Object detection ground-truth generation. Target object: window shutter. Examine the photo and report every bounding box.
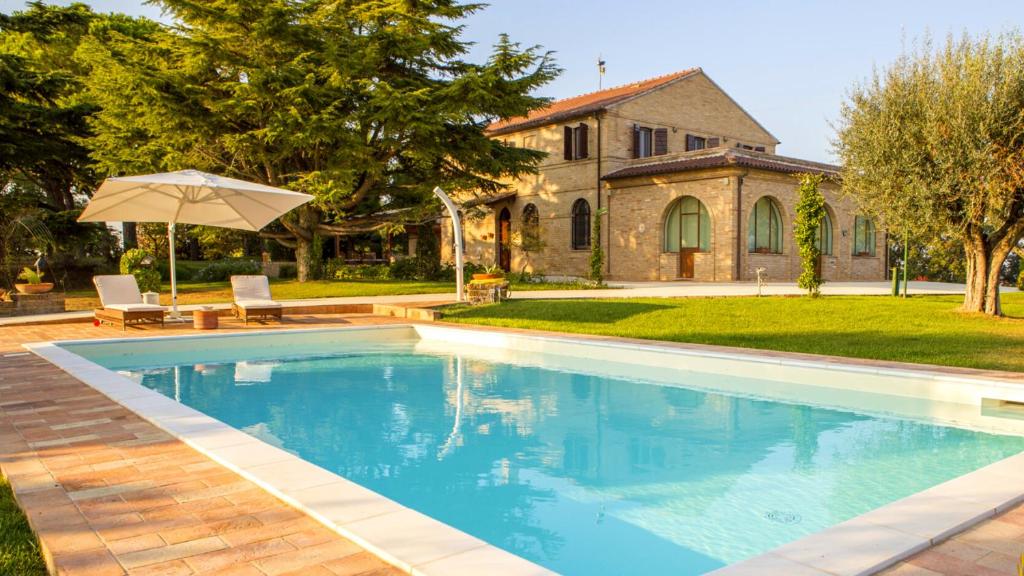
[632,124,640,159]
[707,137,720,148]
[564,126,573,160]
[654,128,668,155]
[577,123,589,159]
[685,134,696,151]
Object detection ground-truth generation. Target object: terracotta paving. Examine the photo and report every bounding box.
[1,315,404,575]
[1,315,1024,575]
[881,509,1024,576]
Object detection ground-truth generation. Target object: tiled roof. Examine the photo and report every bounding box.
[487,69,701,135]
[462,191,517,208]
[602,149,841,180]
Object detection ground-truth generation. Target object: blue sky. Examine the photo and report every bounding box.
[4,0,1023,161]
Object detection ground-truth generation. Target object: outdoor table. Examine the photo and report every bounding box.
[192,309,219,330]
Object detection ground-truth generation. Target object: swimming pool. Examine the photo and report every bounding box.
[33,325,1024,575]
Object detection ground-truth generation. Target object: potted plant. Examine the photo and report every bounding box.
[15,266,54,294]
[472,264,505,281]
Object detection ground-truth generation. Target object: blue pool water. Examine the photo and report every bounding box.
[64,331,1024,575]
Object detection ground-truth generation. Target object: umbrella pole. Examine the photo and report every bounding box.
[168,222,180,318]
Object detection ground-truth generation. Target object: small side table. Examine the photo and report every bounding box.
[192,309,219,330]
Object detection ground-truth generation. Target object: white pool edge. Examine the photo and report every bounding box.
[25,323,1024,576]
[25,327,555,576]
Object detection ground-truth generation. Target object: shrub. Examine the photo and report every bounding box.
[388,258,421,280]
[278,264,296,279]
[195,259,261,282]
[589,208,608,284]
[1017,269,1024,290]
[333,264,391,280]
[156,260,207,281]
[119,249,162,293]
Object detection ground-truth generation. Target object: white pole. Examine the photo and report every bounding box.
[433,186,464,302]
[168,222,179,316]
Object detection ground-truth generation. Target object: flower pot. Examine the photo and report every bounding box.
[15,282,54,295]
[472,273,503,281]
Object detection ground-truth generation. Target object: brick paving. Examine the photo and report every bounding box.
[881,508,1024,576]
[1,315,404,575]
[1,315,1023,575]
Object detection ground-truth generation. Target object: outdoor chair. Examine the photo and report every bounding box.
[93,275,166,331]
[230,275,283,325]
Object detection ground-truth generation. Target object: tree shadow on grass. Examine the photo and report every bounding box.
[448,300,674,324]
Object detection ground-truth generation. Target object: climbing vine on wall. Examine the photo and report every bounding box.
[590,208,608,284]
[794,174,825,296]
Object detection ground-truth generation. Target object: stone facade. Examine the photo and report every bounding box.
[0,292,66,317]
[441,69,887,282]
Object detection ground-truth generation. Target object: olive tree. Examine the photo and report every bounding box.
[835,33,1024,315]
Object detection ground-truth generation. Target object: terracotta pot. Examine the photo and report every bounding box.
[15,282,54,295]
[472,273,503,281]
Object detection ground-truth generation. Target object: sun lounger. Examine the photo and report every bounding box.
[230,275,282,325]
[93,275,166,331]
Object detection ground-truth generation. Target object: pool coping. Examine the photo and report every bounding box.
[26,322,1024,576]
[25,325,555,576]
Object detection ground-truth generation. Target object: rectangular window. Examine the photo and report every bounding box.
[636,127,653,158]
[563,123,589,160]
[685,134,706,151]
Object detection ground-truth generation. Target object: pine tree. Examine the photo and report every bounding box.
[80,0,559,280]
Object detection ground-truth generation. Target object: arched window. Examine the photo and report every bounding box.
[521,204,540,247]
[853,216,876,256]
[571,199,591,250]
[817,208,833,256]
[664,196,711,252]
[748,197,782,254]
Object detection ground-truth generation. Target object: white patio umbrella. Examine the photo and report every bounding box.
[79,169,313,316]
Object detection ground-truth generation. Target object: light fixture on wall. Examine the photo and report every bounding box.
[841,229,848,237]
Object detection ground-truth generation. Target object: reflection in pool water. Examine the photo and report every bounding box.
[113,344,1024,576]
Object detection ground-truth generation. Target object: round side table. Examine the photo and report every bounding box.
[192,309,219,330]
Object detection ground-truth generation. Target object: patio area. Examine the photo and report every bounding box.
[1,314,1022,575]
[1,315,408,575]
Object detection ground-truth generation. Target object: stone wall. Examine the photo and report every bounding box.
[445,70,885,282]
[0,292,66,317]
[603,169,886,282]
[606,72,779,166]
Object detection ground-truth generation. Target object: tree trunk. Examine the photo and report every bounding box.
[288,206,320,283]
[962,231,1014,316]
[122,222,138,250]
[294,236,312,282]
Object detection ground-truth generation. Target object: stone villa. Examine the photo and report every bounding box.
[440,68,886,282]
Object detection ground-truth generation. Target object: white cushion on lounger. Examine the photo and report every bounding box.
[104,303,166,312]
[234,299,281,309]
[231,275,273,301]
[94,274,147,306]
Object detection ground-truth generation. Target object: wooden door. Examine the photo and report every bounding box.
[679,248,697,279]
[498,208,512,272]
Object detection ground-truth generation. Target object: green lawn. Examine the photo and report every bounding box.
[442,293,1024,372]
[65,278,596,311]
[0,476,46,576]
